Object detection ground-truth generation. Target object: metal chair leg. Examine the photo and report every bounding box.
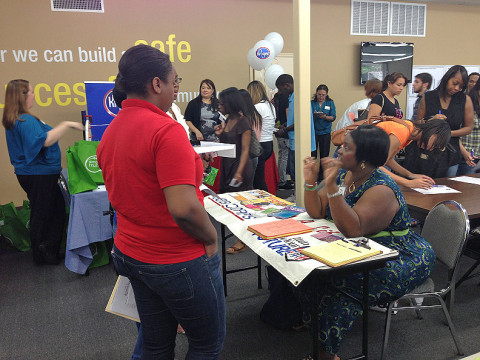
[437,295,464,356]
[380,301,396,360]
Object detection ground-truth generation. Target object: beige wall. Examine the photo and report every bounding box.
[1,0,479,204]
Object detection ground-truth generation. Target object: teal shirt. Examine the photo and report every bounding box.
[311,99,336,135]
[5,114,61,175]
[286,93,316,151]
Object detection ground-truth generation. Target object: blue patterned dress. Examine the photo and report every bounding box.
[298,168,435,355]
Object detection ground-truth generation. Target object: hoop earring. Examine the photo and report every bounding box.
[360,161,366,170]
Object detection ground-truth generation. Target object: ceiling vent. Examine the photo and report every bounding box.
[51,0,104,13]
[351,0,390,36]
[390,2,426,37]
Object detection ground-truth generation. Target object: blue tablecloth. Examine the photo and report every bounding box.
[65,189,112,274]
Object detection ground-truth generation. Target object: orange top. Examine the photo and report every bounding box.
[376,120,414,152]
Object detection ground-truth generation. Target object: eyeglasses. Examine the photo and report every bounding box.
[174,77,182,84]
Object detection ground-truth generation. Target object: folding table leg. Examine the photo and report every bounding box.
[221,224,227,296]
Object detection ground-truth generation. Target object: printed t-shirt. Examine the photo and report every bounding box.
[97,99,205,264]
[371,93,404,119]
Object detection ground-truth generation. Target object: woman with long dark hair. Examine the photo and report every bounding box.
[2,79,83,265]
[215,87,253,193]
[239,89,262,181]
[184,79,222,141]
[98,45,225,359]
[404,65,474,178]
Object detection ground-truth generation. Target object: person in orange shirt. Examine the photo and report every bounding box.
[373,117,451,189]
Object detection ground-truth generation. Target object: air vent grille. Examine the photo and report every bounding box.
[51,0,104,13]
[391,2,426,36]
[351,0,390,36]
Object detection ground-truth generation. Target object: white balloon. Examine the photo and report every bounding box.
[264,32,284,55]
[264,64,285,90]
[250,40,276,70]
[247,48,264,71]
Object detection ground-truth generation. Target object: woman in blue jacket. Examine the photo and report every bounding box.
[2,79,83,264]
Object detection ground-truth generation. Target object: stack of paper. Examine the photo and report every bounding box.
[300,240,382,267]
[247,218,313,239]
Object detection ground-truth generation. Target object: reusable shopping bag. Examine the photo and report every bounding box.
[0,202,31,252]
[66,140,103,194]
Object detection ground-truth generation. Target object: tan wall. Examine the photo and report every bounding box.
[1,0,479,204]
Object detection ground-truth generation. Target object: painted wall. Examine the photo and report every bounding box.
[1,0,479,204]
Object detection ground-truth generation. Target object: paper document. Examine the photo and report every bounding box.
[413,185,460,194]
[449,176,480,186]
[105,275,140,322]
[194,142,236,158]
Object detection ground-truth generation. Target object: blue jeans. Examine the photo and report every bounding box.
[288,149,296,181]
[456,160,480,176]
[112,245,226,360]
[276,137,289,185]
[253,141,274,191]
[446,164,459,177]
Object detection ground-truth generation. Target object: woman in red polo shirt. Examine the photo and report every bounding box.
[97,45,225,360]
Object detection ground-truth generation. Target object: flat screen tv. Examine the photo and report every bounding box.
[360,42,413,84]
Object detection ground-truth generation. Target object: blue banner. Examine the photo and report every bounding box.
[85,81,119,141]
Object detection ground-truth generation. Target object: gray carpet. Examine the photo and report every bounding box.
[1,200,480,359]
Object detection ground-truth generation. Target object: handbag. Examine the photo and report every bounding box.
[331,118,371,146]
[249,130,263,158]
[260,265,303,330]
[356,108,369,121]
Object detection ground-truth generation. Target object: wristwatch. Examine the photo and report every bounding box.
[327,188,344,199]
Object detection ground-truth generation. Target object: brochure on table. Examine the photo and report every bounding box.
[204,190,397,286]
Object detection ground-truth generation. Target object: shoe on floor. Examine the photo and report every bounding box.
[278,182,294,190]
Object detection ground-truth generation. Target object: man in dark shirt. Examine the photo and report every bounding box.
[412,72,432,121]
[274,79,293,189]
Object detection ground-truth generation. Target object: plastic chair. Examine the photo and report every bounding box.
[380,200,469,360]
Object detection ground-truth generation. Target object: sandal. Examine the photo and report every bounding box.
[226,241,247,254]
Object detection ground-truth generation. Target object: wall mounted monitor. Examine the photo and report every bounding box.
[360,42,414,84]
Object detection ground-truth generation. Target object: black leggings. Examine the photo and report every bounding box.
[253,141,274,191]
[17,174,66,261]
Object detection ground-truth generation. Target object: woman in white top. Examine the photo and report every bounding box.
[247,81,276,191]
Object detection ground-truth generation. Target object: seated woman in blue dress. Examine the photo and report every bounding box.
[299,125,435,360]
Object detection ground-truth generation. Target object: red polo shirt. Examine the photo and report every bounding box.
[97,99,205,264]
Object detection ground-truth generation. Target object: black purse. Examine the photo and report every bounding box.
[249,130,263,158]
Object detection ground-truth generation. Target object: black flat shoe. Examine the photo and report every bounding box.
[38,244,60,265]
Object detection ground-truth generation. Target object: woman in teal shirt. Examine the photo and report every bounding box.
[2,79,83,264]
[311,84,336,181]
[311,84,336,158]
